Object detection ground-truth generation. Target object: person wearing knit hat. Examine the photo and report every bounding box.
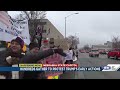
[4,37,24,79]
[23,42,40,79]
[28,42,39,54]
[11,37,24,48]
[10,37,24,53]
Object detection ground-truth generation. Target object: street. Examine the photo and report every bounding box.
[60,52,120,79]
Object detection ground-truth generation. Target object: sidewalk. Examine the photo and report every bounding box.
[59,54,85,79]
[59,60,78,79]
[74,59,85,79]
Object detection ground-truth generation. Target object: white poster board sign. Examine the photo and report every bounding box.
[0,11,30,45]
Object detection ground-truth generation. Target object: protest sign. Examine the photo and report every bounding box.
[0,11,30,45]
[39,48,64,77]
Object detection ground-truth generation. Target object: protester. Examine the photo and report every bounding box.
[64,47,74,64]
[23,42,47,79]
[72,48,78,61]
[27,42,40,54]
[23,42,40,79]
[75,49,79,60]
[0,37,66,79]
[40,40,49,50]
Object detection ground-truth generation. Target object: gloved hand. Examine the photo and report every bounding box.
[53,49,67,57]
[6,56,19,65]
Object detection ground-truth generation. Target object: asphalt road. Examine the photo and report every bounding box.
[60,52,120,79]
[76,52,120,79]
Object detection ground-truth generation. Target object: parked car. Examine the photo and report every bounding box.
[89,49,99,57]
[79,50,85,53]
[86,50,89,53]
[107,49,120,60]
[99,49,106,54]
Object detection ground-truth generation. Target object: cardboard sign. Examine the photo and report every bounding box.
[40,48,63,77]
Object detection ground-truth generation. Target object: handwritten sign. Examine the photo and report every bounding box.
[0,11,30,45]
[40,48,64,77]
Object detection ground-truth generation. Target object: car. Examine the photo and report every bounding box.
[86,51,90,53]
[79,50,85,53]
[89,49,99,57]
[107,49,120,60]
[99,49,106,55]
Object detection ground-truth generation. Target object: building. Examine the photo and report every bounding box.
[104,41,112,48]
[29,19,64,39]
[92,44,112,51]
[29,19,69,50]
[91,41,113,51]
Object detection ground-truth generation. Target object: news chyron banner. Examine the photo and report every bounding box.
[18,64,120,71]
[102,64,120,71]
[0,64,120,71]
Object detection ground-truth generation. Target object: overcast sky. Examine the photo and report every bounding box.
[8,11,120,48]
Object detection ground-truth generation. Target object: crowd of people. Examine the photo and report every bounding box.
[0,37,78,79]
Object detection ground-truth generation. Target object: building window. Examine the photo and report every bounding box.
[48,28,50,34]
[47,28,50,35]
[50,38,54,42]
[42,30,46,33]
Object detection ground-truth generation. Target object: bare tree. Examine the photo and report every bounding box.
[66,35,79,49]
[15,11,47,46]
[112,36,120,49]
[21,11,46,20]
[14,11,46,20]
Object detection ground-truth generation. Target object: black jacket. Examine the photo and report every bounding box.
[0,49,55,79]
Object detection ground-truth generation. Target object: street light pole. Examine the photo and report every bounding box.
[65,12,79,38]
[65,17,66,38]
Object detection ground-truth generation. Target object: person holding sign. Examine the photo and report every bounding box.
[64,47,74,64]
[23,42,47,79]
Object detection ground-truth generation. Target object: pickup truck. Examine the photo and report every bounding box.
[107,49,120,60]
